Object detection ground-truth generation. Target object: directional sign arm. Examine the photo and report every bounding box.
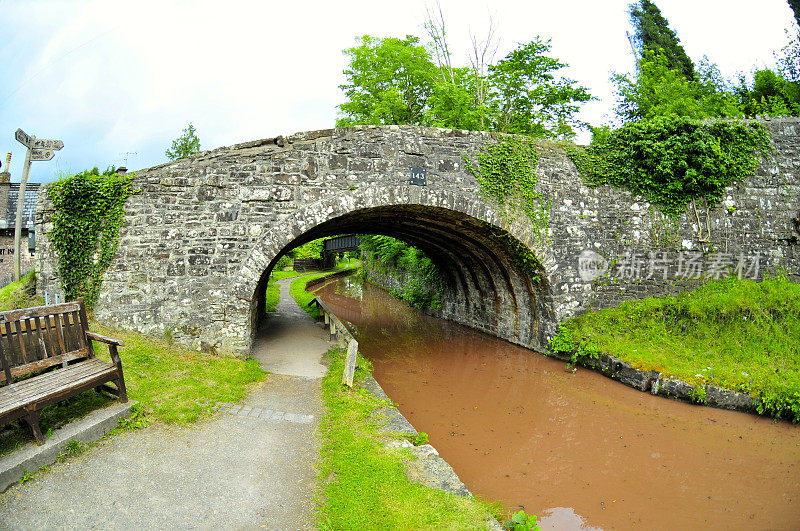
[15,129,31,148]
[29,149,55,161]
[32,138,64,150]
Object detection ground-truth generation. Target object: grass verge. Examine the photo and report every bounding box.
[0,272,42,311]
[550,275,800,421]
[316,347,494,529]
[265,269,299,312]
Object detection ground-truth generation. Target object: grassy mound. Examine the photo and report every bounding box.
[550,276,800,421]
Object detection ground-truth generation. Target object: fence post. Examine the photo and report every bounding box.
[342,339,358,387]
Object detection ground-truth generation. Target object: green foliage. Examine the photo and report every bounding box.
[690,385,707,405]
[463,137,550,251]
[337,35,437,126]
[360,235,445,310]
[48,168,136,307]
[735,68,800,117]
[487,38,592,138]
[19,469,34,484]
[411,431,429,446]
[504,510,540,531]
[614,50,741,122]
[317,348,493,529]
[165,123,201,161]
[337,33,591,138]
[291,239,325,260]
[548,276,800,422]
[568,117,771,217]
[629,0,695,81]
[63,439,85,457]
[116,403,149,431]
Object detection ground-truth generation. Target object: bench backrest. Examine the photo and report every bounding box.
[0,298,93,386]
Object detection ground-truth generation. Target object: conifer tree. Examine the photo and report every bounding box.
[629,0,695,81]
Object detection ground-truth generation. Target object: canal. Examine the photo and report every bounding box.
[313,275,800,529]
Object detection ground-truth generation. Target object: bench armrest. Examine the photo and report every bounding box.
[85,331,125,366]
[85,331,125,347]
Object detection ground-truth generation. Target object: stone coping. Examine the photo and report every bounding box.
[548,350,766,416]
[0,401,137,492]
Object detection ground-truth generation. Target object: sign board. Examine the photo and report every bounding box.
[29,149,54,161]
[33,138,64,151]
[409,167,427,186]
[15,129,32,148]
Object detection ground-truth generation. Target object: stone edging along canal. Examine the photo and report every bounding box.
[357,376,504,530]
[549,350,765,415]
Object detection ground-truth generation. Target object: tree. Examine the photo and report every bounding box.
[789,0,800,28]
[337,35,437,126]
[629,0,695,81]
[487,38,592,138]
[614,50,739,122]
[337,32,592,138]
[165,123,201,161]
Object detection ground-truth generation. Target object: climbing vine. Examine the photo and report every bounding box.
[463,136,547,231]
[463,136,549,277]
[48,168,137,307]
[566,117,772,218]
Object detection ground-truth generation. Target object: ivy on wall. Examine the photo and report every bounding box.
[463,136,549,278]
[567,117,772,217]
[48,168,136,307]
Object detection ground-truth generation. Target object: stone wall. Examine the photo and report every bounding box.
[35,119,799,354]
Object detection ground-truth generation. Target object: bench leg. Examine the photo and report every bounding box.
[115,376,128,403]
[22,408,45,446]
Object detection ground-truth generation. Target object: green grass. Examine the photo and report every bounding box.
[0,272,43,311]
[317,347,494,530]
[550,275,800,421]
[265,270,299,312]
[93,322,266,424]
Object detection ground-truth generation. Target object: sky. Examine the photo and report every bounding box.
[0,0,795,182]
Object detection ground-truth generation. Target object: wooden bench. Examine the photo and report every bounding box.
[0,298,128,445]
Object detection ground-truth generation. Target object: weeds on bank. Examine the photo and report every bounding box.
[550,275,800,421]
[316,347,493,530]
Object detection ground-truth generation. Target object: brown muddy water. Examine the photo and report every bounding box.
[313,276,800,530]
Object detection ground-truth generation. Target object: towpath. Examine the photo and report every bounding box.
[0,278,330,530]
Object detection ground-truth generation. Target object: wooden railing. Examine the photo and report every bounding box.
[312,296,359,387]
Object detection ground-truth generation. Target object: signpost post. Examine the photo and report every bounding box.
[13,129,63,282]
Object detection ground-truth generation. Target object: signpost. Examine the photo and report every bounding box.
[13,128,63,282]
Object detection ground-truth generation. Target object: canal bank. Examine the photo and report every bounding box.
[313,275,800,530]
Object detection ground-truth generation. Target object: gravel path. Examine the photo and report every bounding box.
[1,278,330,530]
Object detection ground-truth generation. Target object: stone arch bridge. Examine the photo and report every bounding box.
[35,121,799,354]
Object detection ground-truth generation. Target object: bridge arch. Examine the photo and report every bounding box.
[235,184,558,352]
